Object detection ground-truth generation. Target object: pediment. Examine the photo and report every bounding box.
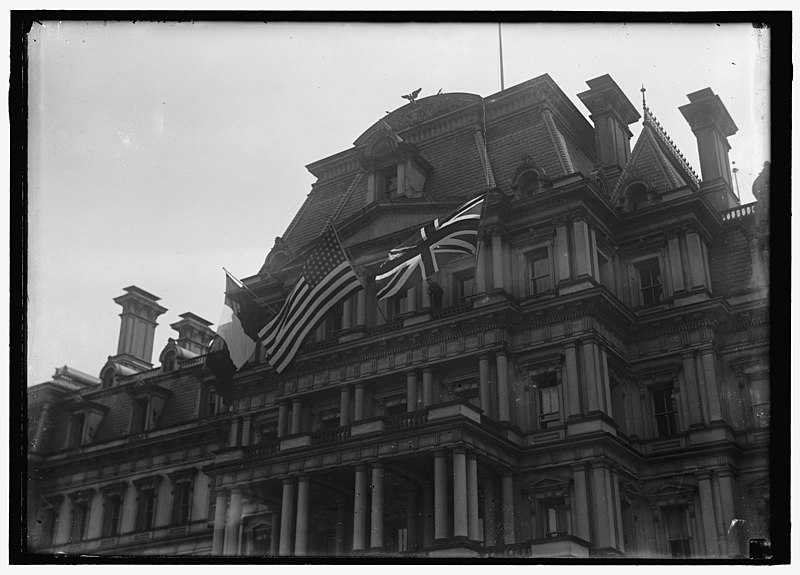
[645,482,695,503]
[524,474,572,493]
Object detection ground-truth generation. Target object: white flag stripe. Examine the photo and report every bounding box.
[267,265,358,359]
[271,276,361,373]
[260,281,311,347]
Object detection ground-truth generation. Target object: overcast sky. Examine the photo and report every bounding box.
[26,19,770,386]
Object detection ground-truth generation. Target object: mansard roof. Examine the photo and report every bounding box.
[612,104,700,205]
[260,75,599,274]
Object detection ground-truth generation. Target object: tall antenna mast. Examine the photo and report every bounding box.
[498,23,505,91]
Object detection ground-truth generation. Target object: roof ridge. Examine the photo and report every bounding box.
[643,105,700,187]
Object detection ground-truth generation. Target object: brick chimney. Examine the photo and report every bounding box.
[112,286,168,370]
[170,312,215,356]
[578,74,641,186]
[679,87,739,211]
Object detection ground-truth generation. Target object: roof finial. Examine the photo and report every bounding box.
[640,84,647,110]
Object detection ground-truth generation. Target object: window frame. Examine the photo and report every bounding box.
[133,476,161,532]
[634,257,664,307]
[530,370,562,430]
[652,385,679,439]
[526,245,554,297]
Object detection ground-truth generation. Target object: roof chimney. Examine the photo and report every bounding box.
[112,286,168,370]
[170,312,215,356]
[578,74,641,186]
[679,87,739,210]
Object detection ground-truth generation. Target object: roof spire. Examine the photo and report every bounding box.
[640,84,647,110]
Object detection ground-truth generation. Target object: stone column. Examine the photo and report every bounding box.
[564,342,582,418]
[467,453,480,541]
[482,475,497,548]
[356,288,366,328]
[422,483,434,547]
[681,352,704,427]
[700,349,723,422]
[269,512,280,556]
[453,449,468,539]
[86,491,103,540]
[685,229,708,289]
[334,498,346,555]
[501,471,515,545]
[224,487,243,556]
[422,281,431,310]
[491,232,505,291]
[582,339,601,413]
[407,285,417,314]
[354,384,365,421]
[716,469,739,557]
[278,479,295,556]
[54,496,71,545]
[476,239,487,293]
[277,402,289,437]
[479,354,491,417]
[496,351,510,422]
[696,471,719,557]
[554,221,571,283]
[572,217,593,278]
[211,489,228,555]
[370,462,384,549]
[229,417,240,447]
[434,450,448,542]
[340,386,351,426]
[590,463,617,550]
[353,465,368,551]
[407,486,419,550]
[422,368,434,407]
[571,463,591,542]
[406,371,418,412]
[294,475,310,556]
[291,399,302,434]
[667,235,686,293]
[342,296,353,331]
[32,404,51,452]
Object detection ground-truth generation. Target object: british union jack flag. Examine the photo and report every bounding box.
[375,193,485,300]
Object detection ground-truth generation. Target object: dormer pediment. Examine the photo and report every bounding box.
[524,474,572,500]
[646,481,695,506]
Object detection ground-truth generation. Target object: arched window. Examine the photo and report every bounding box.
[517,170,542,197]
[626,182,650,211]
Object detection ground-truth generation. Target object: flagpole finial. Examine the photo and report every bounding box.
[640,84,647,109]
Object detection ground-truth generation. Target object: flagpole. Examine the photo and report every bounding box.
[222,267,280,315]
[498,23,505,91]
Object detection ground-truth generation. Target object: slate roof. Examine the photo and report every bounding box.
[612,105,700,202]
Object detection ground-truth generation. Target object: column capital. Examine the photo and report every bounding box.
[281,477,295,486]
[681,349,697,360]
[695,470,713,481]
[405,369,418,378]
[570,461,588,473]
[422,367,433,375]
[354,382,365,390]
[452,447,467,456]
[296,473,311,483]
[230,486,244,495]
[370,460,385,470]
[434,449,447,458]
[563,340,578,350]
[478,353,490,361]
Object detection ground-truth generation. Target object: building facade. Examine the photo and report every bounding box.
[27,73,771,558]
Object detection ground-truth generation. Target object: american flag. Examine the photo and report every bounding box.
[259,227,362,373]
[375,193,485,300]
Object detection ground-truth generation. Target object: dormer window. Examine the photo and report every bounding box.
[65,401,108,448]
[101,367,115,389]
[127,381,171,436]
[517,170,542,197]
[379,165,399,199]
[161,350,177,373]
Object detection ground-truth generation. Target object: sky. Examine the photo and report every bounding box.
[26,19,771,386]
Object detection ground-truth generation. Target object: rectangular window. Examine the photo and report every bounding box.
[136,489,157,531]
[453,270,475,303]
[69,501,89,543]
[664,506,691,558]
[535,373,560,429]
[131,397,149,434]
[610,380,626,433]
[653,386,678,438]
[68,413,85,448]
[636,258,663,306]
[529,247,552,295]
[40,506,59,547]
[379,166,398,199]
[171,482,193,525]
[102,494,123,537]
[598,252,613,290]
[390,292,407,319]
[541,500,567,537]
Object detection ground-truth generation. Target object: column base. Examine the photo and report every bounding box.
[427,539,484,557]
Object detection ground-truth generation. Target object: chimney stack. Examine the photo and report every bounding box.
[679,87,739,211]
[578,74,641,186]
[170,312,215,356]
[112,286,167,370]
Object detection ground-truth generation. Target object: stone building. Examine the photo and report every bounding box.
[27,73,770,558]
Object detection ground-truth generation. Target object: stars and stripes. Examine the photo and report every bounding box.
[259,227,362,374]
[375,193,485,300]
